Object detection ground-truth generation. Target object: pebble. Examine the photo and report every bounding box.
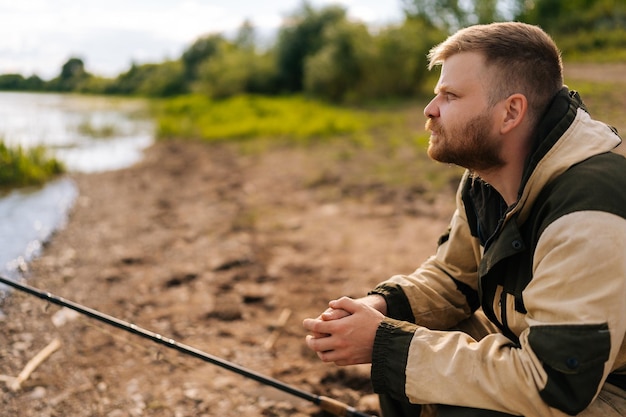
[357,394,381,415]
[51,307,80,327]
[28,386,47,400]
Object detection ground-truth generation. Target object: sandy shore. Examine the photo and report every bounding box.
[0,140,453,416]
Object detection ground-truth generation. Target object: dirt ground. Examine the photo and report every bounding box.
[0,138,455,417]
[1,62,623,417]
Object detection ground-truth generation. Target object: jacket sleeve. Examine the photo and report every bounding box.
[370,172,483,329]
[372,210,626,416]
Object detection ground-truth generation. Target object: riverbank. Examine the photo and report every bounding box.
[0,139,455,416]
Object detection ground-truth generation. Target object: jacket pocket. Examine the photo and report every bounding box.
[528,323,611,415]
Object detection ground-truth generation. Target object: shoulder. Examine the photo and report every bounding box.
[533,152,626,232]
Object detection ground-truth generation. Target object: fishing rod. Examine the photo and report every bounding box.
[0,275,375,417]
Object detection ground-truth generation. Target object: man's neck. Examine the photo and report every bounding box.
[476,154,528,207]
[478,127,534,207]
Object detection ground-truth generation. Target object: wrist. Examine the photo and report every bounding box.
[362,294,388,316]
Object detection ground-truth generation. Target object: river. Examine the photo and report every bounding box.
[0,92,154,284]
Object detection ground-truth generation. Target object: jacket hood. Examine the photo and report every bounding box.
[513,87,622,223]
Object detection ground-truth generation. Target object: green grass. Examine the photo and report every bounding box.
[0,140,65,189]
[557,28,626,63]
[563,48,626,63]
[564,80,626,133]
[154,93,464,195]
[76,120,119,138]
[154,94,400,144]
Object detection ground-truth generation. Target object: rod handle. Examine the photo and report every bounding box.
[318,395,376,417]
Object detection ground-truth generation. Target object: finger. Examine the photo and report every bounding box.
[316,347,357,365]
[317,350,337,363]
[303,318,331,339]
[321,307,351,321]
[328,296,360,314]
[305,334,335,354]
[311,331,330,338]
[302,317,324,333]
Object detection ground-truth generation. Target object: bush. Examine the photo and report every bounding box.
[304,20,370,102]
[357,20,445,100]
[107,61,186,97]
[275,3,348,92]
[0,141,65,189]
[154,94,397,143]
[304,19,446,103]
[193,46,277,98]
[557,28,626,60]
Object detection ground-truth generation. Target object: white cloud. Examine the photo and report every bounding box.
[0,0,403,79]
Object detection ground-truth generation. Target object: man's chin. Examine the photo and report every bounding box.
[426,145,443,162]
[427,146,457,166]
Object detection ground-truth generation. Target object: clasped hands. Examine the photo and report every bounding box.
[302,295,387,366]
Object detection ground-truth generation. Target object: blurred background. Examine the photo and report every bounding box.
[1,0,624,101]
[0,0,625,279]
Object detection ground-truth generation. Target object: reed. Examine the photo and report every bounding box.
[0,140,65,189]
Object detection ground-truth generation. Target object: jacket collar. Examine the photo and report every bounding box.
[462,87,623,243]
[513,88,622,223]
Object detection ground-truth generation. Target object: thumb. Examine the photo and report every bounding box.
[328,296,360,314]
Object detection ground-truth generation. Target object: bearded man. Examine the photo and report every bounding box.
[304,22,626,417]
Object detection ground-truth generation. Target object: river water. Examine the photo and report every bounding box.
[0,92,154,284]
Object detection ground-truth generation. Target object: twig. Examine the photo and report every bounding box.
[7,338,62,391]
[263,308,292,350]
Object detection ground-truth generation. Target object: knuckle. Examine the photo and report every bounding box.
[307,337,319,350]
[310,320,325,333]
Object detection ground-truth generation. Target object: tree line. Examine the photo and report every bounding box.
[1,0,624,103]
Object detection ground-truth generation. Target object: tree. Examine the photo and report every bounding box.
[518,0,626,33]
[47,57,91,92]
[275,2,347,92]
[193,38,278,98]
[303,20,370,102]
[0,74,27,90]
[60,57,86,80]
[235,19,256,51]
[362,19,445,99]
[516,0,626,55]
[106,61,186,97]
[181,34,225,81]
[24,75,45,90]
[194,44,253,98]
[402,0,509,32]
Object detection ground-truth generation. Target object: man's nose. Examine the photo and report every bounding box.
[424,97,439,119]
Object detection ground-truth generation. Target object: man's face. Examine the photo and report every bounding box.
[424,52,504,172]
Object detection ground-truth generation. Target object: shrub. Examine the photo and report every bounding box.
[0,141,65,189]
[155,94,397,143]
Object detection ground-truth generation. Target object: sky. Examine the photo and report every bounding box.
[0,0,405,80]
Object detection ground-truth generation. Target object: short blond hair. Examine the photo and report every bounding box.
[428,22,563,123]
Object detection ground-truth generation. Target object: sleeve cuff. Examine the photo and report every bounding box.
[369,284,415,322]
[371,317,418,401]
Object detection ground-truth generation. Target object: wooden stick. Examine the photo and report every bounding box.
[8,338,62,391]
[263,308,292,350]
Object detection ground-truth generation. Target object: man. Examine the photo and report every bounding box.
[303,22,626,417]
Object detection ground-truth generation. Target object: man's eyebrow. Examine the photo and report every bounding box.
[434,84,451,94]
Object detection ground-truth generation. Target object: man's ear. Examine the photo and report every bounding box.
[500,93,528,134]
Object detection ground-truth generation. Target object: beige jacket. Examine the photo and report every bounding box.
[370,89,626,416]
